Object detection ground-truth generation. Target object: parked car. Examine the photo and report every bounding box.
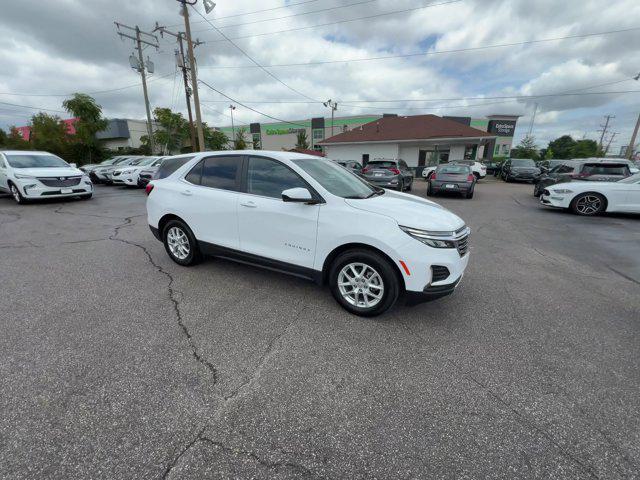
[0,150,93,204]
[454,160,487,179]
[537,159,567,172]
[111,156,161,187]
[139,154,196,187]
[534,159,632,196]
[500,158,541,183]
[362,158,414,191]
[482,160,502,175]
[80,156,128,177]
[92,156,139,184]
[533,161,576,197]
[146,151,470,317]
[540,172,640,215]
[427,164,476,199]
[335,160,364,176]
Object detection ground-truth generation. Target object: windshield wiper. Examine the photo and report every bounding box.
[365,189,384,198]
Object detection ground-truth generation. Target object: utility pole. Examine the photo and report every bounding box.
[154,23,202,153]
[115,22,158,154]
[179,1,206,152]
[598,114,615,152]
[604,132,618,156]
[626,73,640,160]
[229,105,236,146]
[527,102,538,137]
[324,99,338,137]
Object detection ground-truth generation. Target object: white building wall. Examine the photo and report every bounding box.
[398,145,420,167]
[449,145,466,161]
[324,143,399,162]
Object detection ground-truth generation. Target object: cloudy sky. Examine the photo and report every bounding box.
[1,0,639,151]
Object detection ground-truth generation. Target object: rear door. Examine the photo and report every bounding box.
[179,155,242,249]
[237,156,320,269]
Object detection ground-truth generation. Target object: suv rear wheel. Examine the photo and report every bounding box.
[162,219,201,266]
[329,249,400,316]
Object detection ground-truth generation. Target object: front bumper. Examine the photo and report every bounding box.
[509,172,540,181]
[404,277,462,305]
[540,192,571,209]
[18,180,93,199]
[431,181,473,193]
[365,176,401,188]
[112,172,139,186]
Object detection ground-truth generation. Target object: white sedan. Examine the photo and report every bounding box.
[540,173,640,215]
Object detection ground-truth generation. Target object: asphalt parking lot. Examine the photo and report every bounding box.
[1,178,639,479]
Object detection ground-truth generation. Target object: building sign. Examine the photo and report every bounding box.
[487,120,516,137]
[265,127,306,136]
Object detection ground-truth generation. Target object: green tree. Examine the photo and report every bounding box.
[295,129,309,150]
[62,93,108,164]
[544,147,554,160]
[0,128,7,147]
[511,135,539,160]
[30,113,68,156]
[234,127,248,150]
[151,107,189,154]
[571,139,599,158]
[547,135,576,159]
[203,125,229,151]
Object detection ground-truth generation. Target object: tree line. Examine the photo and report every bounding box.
[511,134,604,161]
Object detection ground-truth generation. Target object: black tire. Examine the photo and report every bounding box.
[397,179,404,191]
[80,193,93,200]
[570,192,606,216]
[533,184,541,197]
[465,188,474,199]
[329,249,400,317]
[406,178,412,191]
[505,175,512,183]
[9,183,26,204]
[426,183,434,196]
[473,172,480,181]
[162,219,202,266]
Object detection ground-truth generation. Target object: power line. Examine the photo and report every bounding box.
[198,0,377,31]
[198,79,310,128]
[197,1,463,42]
[0,100,67,114]
[190,5,321,103]
[167,0,323,27]
[199,27,640,68]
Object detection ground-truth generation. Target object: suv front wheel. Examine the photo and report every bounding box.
[329,249,400,316]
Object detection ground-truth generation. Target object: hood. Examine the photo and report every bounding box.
[13,167,84,177]
[345,190,466,231]
[512,166,540,173]
[114,165,142,173]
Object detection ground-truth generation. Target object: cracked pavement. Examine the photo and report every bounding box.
[0,179,639,479]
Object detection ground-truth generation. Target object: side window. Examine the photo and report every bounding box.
[156,156,194,179]
[201,156,240,190]
[185,160,203,185]
[246,157,307,199]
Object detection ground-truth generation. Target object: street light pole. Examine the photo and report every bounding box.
[323,99,338,137]
[229,104,236,147]
[626,73,640,160]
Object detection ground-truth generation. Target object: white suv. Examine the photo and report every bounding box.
[0,150,93,204]
[146,151,470,316]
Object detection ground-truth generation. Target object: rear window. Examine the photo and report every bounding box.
[368,161,397,168]
[580,164,629,175]
[155,155,194,179]
[438,165,470,174]
[512,159,536,167]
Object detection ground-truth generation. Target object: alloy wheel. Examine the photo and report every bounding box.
[575,195,602,215]
[337,262,384,308]
[11,185,21,203]
[167,226,190,260]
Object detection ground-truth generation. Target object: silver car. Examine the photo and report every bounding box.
[362,159,414,191]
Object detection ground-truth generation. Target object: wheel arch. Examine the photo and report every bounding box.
[158,213,190,236]
[320,242,406,291]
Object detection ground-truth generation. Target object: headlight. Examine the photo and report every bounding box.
[400,225,469,249]
[120,169,135,174]
[14,173,36,179]
[551,189,573,194]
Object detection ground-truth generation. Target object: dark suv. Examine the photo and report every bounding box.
[533,159,632,196]
[362,158,414,191]
[500,158,541,183]
[335,160,364,176]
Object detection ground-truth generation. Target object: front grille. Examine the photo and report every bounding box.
[455,234,469,257]
[41,189,86,196]
[112,171,121,177]
[38,176,81,187]
[431,265,450,282]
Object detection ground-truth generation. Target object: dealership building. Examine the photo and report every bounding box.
[217,113,519,169]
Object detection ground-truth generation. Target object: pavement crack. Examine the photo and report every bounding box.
[606,265,640,287]
[162,426,207,479]
[108,216,218,381]
[223,305,306,401]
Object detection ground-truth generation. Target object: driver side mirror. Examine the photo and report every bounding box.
[282,187,314,203]
[70,163,77,168]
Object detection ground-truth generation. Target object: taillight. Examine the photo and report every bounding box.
[389,168,401,175]
[362,167,370,174]
[145,183,154,195]
[430,172,437,180]
[467,174,474,181]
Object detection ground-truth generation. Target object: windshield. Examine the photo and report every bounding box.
[114,157,132,164]
[617,173,640,183]
[512,159,536,167]
[5,154,69,168]
[292,158,379,199]
[101,158,118,165]
[136,157,157,166]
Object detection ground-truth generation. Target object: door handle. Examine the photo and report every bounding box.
[181,189,193,196]
[240,201,257,208]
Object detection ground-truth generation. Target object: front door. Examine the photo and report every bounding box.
[237,156,320,269]
[0,155,8,191]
